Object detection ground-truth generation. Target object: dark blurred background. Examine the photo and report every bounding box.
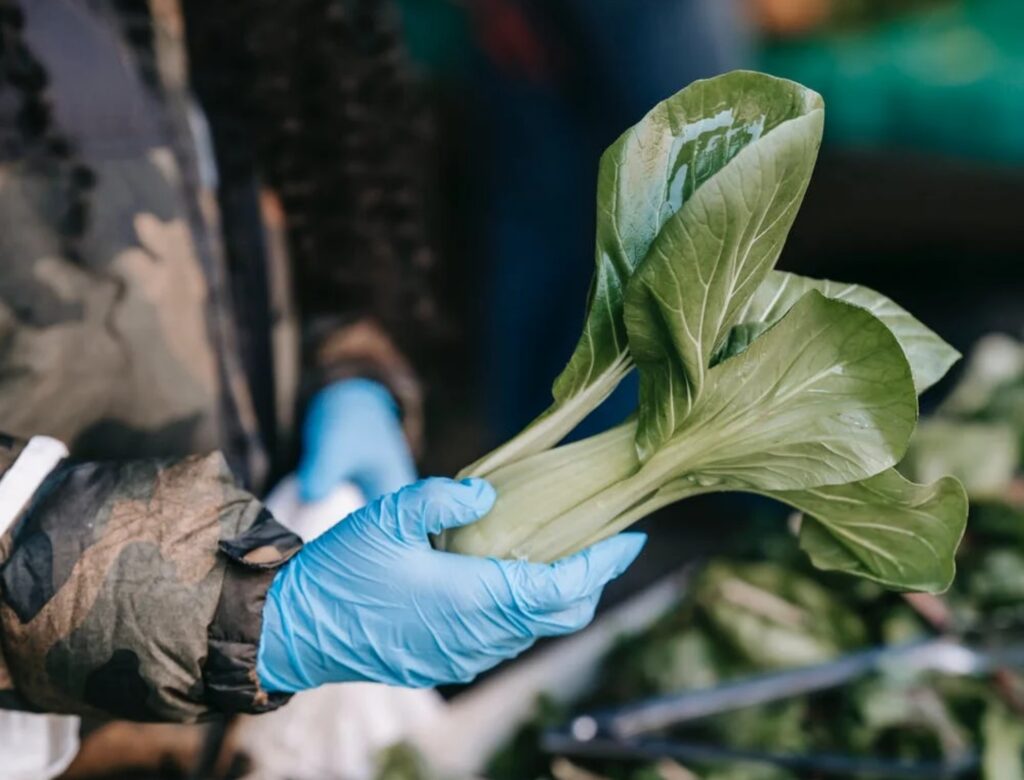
[396,0,1024,604]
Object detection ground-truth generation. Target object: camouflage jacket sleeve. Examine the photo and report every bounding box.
[0,435,303,722]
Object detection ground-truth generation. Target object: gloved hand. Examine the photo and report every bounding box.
[257,478,645,691]
[298,379,416,503]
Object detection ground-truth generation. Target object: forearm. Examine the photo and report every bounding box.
[0,435,302,722]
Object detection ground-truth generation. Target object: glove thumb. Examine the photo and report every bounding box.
[387,477,496,541]
[514,532,647,612]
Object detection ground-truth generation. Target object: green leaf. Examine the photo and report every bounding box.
[852,678,970,761]
[696,561,866,669]
[722,271,961,394]
[514,291,921,563]
[902,419,1019,498]
[982,700,1024,780]
[651,291,918,491]
[967,548,1024,605]
[769,469,968,593]
[709,321,772,366]
[581,71,825,397]
[624,103,824,459]
[940,333,1024,416]
[595,70,823,319]
[462,72,824,477]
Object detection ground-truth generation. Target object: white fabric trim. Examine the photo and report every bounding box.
[0,436,69,539]
[0,712,80,780]
[0,435,78,778]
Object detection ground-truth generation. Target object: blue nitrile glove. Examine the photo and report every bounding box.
[257,478,646,691]
[298,379,416,503]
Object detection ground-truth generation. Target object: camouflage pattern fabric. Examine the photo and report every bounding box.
[0,439,303,721]
[0,0,423,477]
[0,160,231,464]
[0,0,421,721]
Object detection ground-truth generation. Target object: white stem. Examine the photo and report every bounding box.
[558,482,723,558]
[508,465,667,562]
[444,422,640,557]
[458,356,633,479]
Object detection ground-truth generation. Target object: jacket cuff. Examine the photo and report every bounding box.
[204,509,302,714]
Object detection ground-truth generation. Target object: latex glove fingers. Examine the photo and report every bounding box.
[367,475,496,543]
[301,477,494,568]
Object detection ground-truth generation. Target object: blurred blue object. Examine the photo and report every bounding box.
[471,0,751,445]
[298,379,417,503]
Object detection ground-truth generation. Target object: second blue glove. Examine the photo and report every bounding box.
[298,379,416,503]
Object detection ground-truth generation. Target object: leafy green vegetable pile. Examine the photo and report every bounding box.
[904,334,1024,634]
[489,559,1024,780]
[446,70,966,594]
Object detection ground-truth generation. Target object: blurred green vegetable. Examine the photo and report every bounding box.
[489,552,1024,780]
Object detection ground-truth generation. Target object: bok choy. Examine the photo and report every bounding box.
[446,71,967,594]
